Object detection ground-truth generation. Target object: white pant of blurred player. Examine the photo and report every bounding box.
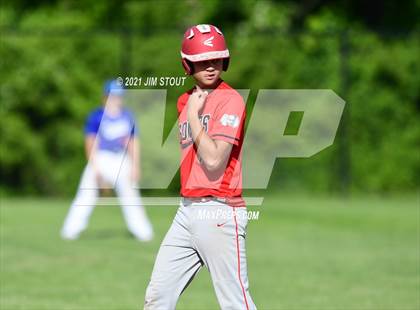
[61,150,153,241]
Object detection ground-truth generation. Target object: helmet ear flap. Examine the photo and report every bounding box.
[182,59,194,75]
[223,58,230,71]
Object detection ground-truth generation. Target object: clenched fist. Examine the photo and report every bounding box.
[187,85,208,118]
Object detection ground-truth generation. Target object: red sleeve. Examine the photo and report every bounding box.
[177,94,186,115]
[177,90,193,115]
[210,95,245,146]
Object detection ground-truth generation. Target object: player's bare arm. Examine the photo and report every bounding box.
[187,86,233,172]
[127,137,140,182]
[84,134,101,175]
[187,58,233,171]
[84,134,96,160]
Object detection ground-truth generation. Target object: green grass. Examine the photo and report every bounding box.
[1,194,419,309]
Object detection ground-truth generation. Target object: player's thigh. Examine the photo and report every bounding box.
[192,204,249,278]
[76,164,97,190]
[96,151,125,186]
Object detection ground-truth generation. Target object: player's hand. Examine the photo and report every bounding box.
[187,85,208,116]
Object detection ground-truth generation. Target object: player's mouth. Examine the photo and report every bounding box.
[205,74,216,80]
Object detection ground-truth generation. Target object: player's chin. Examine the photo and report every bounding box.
[199,76,220,88]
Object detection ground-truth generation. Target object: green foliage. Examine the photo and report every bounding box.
[0,1,419,195]
[348,32,420,191]
[0,32,120,195]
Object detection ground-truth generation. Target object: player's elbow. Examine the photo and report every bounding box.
[204,161,219,172]
[204,157,225,172]
[202,142,231,172]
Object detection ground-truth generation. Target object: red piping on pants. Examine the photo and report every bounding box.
[234,212,249,310]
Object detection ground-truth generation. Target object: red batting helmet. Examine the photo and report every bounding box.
[181,24,230,75]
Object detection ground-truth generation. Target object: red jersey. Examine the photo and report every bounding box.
[177,80,245,200]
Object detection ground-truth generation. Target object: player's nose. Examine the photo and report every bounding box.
[206,61,216,71]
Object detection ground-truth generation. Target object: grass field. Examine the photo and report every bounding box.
[1,194,419,310]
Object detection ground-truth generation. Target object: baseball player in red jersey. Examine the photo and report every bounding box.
[144,24,256,309]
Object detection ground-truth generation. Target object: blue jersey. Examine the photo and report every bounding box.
[84,107,138,153]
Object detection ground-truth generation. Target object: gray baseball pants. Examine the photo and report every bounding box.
[144,198,256,309]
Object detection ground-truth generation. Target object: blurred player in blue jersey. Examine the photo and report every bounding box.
[61,80,154,241]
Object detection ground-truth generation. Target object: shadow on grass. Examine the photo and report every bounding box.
[81,229,135,241]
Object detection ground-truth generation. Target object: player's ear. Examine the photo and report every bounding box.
[222,58,229,71]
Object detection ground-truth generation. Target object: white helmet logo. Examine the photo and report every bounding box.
[196,24,211,33]
[204,36,214,47]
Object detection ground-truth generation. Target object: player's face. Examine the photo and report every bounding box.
[192,59,223,88]
[106,94,123,107]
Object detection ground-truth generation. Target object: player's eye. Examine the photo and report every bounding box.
[210,59,222,67]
